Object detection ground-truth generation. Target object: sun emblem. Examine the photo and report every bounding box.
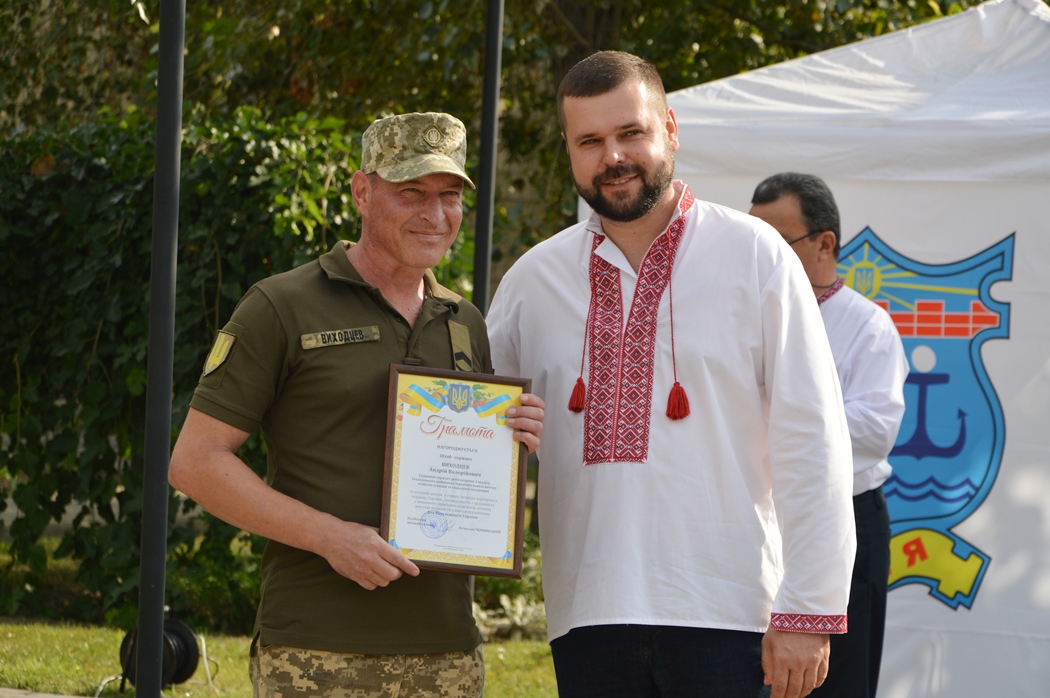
[422,125,444,147]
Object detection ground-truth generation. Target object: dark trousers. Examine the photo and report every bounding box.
[550,624,771,698]
[810,486,890,698]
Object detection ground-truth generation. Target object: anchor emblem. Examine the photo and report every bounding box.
[890,372,967,460]
[838,228,1013,610]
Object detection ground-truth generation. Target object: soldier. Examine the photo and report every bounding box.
[170,112,544,696]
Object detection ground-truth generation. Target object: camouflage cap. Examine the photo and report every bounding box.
[360,112,475,188]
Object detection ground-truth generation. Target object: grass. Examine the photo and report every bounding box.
[0,617,557,697]
[0,527,553,697]
[0,536,91,621]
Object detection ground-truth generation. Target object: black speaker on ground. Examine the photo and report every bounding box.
[119,617,200,689]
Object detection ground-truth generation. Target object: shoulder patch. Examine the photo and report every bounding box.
[203,331,236,376]
[301,326,380,350]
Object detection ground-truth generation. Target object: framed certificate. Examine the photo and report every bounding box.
[380,364,531,578]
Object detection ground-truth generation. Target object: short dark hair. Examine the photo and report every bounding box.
[557,51,667,131]
[752,172,841,258]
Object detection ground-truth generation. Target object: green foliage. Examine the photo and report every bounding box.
[1,0,991,289]
[475,529,543,609]
[472,531,546,640]
[0,107,359,632]
[0,0,154,134]
[165,522,265,635]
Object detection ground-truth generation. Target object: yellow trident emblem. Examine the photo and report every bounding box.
[203,331,235,375]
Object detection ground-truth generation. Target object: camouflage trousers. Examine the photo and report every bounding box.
[249,643,484,698]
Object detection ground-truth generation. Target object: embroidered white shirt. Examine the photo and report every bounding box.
[820,284,909,496]
[487,183,856,641]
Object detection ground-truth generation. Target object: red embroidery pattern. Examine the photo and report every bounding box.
[817,277,845,307]
[770,613,849,634]
[582,234,624,462]
[582,189,695,464]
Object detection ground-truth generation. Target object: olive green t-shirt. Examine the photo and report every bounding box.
[190,241,491,655]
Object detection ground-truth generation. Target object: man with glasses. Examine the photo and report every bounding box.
[750,172,908,698]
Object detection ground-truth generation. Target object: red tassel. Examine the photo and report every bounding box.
[568,377,586,413]
[666,381,690,420]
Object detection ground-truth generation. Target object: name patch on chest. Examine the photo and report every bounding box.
[301,326,380,350]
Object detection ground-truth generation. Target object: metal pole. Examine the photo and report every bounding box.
[137,0,186,693]
[472,0,505,315]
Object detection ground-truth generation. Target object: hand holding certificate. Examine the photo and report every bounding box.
[380,365,531,578]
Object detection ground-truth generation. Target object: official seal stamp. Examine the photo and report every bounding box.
[419,510,450,539]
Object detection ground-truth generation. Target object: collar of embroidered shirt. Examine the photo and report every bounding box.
[583,180,690,277]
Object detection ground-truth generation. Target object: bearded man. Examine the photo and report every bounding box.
[485,51,855,698]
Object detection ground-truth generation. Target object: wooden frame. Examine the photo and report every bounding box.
[379,364,530,578]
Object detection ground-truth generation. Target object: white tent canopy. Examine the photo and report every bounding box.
[665,1,1050,696]
[672,0,1050,182]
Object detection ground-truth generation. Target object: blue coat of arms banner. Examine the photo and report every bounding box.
[839,229,1014,610]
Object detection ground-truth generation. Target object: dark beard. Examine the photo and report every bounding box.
[574,152,675,223]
